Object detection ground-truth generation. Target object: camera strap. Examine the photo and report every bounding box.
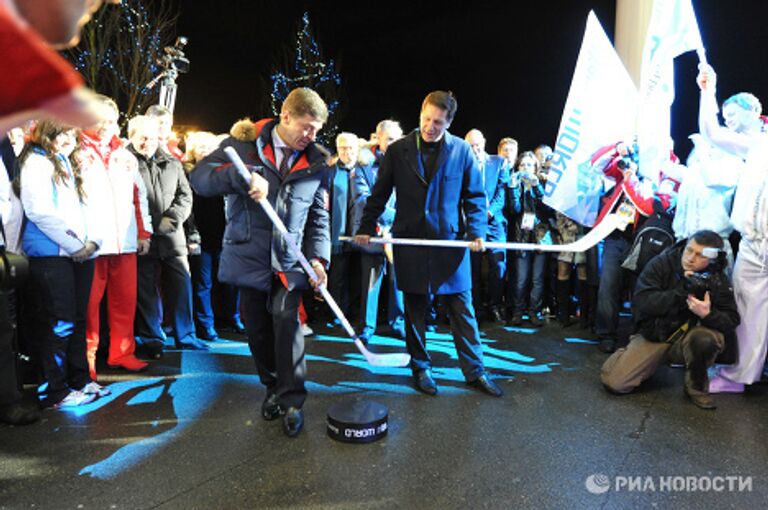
[665,319,693,344]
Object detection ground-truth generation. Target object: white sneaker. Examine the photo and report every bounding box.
[55,390,96,408]
[300,324,314,336]
[81,382,112,397]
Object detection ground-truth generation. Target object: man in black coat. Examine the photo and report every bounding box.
[601,230,740,409]
[128,115,206,359]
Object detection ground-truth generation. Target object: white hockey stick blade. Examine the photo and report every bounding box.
[224,147,411,368]
[341,213,626,253]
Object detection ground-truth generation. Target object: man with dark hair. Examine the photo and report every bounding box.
[601,230,740,409]
[190,87,330,437]
[355,90,503,397]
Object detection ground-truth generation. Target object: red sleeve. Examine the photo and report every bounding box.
[622,175,664,217]
[0,7,83,116]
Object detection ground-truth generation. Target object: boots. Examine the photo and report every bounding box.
[556,279,572,327]
[577,280,591,329]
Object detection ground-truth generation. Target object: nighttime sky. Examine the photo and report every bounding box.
[170,1,768,159]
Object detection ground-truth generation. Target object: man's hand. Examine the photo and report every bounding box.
[687,291,711,319]
[697,63,717,93]
[188,242,201,256]
[137,238,150,255]
[309,261,327,289]
[72,241,97,262]
[157,216,176,234]
[248,171,269,202]
[468,237,485,252]
[354,234,371,247]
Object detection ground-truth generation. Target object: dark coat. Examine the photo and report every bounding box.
[358,130,487,295]
[480,154,510,242]
[189,118,330,292]
[349,163,395,255]
[633,240,739,364]
[507,178,556,245]
[129,146,192,258]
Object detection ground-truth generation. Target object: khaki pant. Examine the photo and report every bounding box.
[601,326,725,395]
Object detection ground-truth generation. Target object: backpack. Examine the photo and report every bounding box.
[622,201,675,274]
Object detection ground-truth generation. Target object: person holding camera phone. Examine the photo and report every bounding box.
[601,230,740,410]
[506,151,555,327]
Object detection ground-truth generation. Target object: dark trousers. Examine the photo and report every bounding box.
[135,253,195,347]
[240,282,306,409]
[26,257,94,403]
[595,236,630,341]
[471,248,506,312]
[403,289,484,380]
[386,261,405,327]
[359,252,385,331]
[0,290,21,405]
[328,250,356,319]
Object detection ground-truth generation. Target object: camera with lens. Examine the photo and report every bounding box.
[616,142,640,171]
[683,247,727,300]
[683,272,713,300]
[158,36,190,74]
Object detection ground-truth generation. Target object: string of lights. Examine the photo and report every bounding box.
[270,12,343,144]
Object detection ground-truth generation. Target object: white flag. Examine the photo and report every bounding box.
[543,11,638,227]
[637,0,705,180]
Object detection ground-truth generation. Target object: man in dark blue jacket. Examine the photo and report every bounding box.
[355,91,503,397]
[465,129,510,323]
[190,88,331,437]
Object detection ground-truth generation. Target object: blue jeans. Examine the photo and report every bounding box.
[595,236,630,340]
[190,250,215,331]
[514,251,547,314]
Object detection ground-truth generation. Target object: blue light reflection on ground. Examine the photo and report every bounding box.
[78,330,561,479]
[564,337,599,345]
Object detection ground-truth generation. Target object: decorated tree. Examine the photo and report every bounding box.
[65,0,179,122]
[270,12,344,146]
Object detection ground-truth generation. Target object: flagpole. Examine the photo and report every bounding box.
[615,0,654,87]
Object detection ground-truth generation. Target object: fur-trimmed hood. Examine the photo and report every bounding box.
[229,118,273,142]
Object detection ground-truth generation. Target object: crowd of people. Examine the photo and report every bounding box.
[1,0,767,439]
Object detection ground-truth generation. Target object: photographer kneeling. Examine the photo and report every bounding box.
[601,230,739,410]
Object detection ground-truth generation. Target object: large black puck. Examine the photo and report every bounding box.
[327,399,388,443]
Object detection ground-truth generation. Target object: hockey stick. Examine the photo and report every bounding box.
[341,213,627,253]
[224,147,411,368]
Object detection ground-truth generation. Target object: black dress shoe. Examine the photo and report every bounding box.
[261,393,281,421]
[176,337,210,351]
[232,320,247,335]
[197,327,220,341]
[413,369,438,396]
[468,373,503,397]
[139,342,164,360]
[282,407,304,437]
[0,398,41,426]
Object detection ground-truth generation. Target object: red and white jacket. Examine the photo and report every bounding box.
[79,132,152,255]
[593,143,680,228]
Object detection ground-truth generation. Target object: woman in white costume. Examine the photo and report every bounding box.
[697,64,768,393]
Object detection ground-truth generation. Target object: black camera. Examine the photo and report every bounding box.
[684,272,713,300]
[616,142,639,171]
[0,248,29,290]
